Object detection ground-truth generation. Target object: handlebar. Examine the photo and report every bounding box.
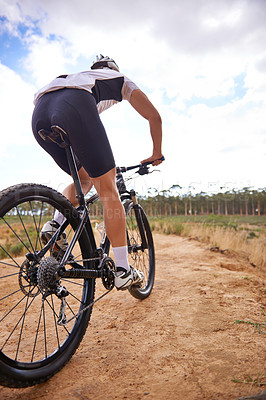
[117,156,165,175]
[87,157,164,203]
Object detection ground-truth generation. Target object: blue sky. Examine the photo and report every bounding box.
[0,0,266,196]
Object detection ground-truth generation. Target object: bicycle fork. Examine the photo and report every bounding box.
[129,190,148,251]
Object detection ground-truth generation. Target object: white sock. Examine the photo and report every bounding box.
[112,246,130,272]
[54,210,66,226]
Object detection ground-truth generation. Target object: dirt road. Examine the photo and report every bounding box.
[1,234,265,400]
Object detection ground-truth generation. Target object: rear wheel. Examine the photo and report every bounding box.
[124,201,155,300]
[0,184,95,387]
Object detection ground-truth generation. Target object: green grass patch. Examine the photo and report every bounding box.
[234,320,265,334]
[149,217,184,236]
[148,214,266,226]
[232,373,266,386]
[147,215,266,238]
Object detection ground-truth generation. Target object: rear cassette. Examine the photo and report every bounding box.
[37,256,60,291]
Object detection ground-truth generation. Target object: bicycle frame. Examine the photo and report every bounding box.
[34,128,163,283]
[34,147,138,283]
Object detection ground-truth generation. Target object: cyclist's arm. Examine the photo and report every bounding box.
[129,89,163,166]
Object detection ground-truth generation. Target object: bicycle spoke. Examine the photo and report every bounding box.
[67,291,83,307]
[29,201,43,251]
[1,216,31,254]
[15,294,30,361]
[35,201,45,251]
[0,292,29,323]
[61,278,84,287]
[0,287,24,303]
[65,299,78,318]
[16,206,35,253]
[0,242,21,268]
[42,300,48,359]
[1,290,38,352]
[0,271,20,280]
[31,302,44,362]
[50,295,61,349]
[0,260,21,269]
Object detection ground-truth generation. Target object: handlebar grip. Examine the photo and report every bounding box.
[117,156,165,173]
[142,155,165,166]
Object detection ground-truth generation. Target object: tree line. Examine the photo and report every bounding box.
[138,186,266,217]
[88,186,266,217]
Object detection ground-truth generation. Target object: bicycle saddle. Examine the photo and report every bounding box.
[38,125,70,148]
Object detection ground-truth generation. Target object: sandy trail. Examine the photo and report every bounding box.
[1,233,265,400]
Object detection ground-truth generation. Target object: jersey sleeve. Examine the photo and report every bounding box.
[121,76,139,101]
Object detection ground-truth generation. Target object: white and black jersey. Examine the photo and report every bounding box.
[32,68,140,178]
[34,68,139,113]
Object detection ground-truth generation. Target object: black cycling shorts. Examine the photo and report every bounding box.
[31,88,115,178]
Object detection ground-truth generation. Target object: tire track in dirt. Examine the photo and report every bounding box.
[1,234,265,400]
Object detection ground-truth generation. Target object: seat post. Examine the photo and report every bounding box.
[65,145,85,207]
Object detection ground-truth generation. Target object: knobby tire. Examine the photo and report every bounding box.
[124,201,155,300]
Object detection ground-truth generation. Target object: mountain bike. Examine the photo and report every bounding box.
[0,125,163,388]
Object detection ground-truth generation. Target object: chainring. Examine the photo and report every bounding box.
[101,257,115,290]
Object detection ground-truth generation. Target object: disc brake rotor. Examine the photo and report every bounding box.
[19,259,40,297]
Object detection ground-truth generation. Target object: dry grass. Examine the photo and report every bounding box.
[150,216,266,276]
[183,223,266,273]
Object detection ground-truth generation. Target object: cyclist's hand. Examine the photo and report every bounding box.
[141,155,164,166]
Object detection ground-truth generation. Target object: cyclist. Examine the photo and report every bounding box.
[32,54,163,290]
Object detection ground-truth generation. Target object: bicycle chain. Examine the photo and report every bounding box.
[60,287,113,326]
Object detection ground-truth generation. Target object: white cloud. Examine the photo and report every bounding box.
[23,36,77,86]
[0,0,266,193]
[163,92,266,190]
[0,62,35,149]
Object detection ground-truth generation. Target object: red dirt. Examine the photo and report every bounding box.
[1,234,265,400]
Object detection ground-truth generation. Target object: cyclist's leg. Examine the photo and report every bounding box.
[51,167,92,232]
[90,167,126,247]
[62,167,93,207]
[91,169,143,289]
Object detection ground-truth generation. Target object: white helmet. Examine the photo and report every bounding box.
[91,54,119,72]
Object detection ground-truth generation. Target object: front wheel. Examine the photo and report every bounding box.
[124,201,155,300]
